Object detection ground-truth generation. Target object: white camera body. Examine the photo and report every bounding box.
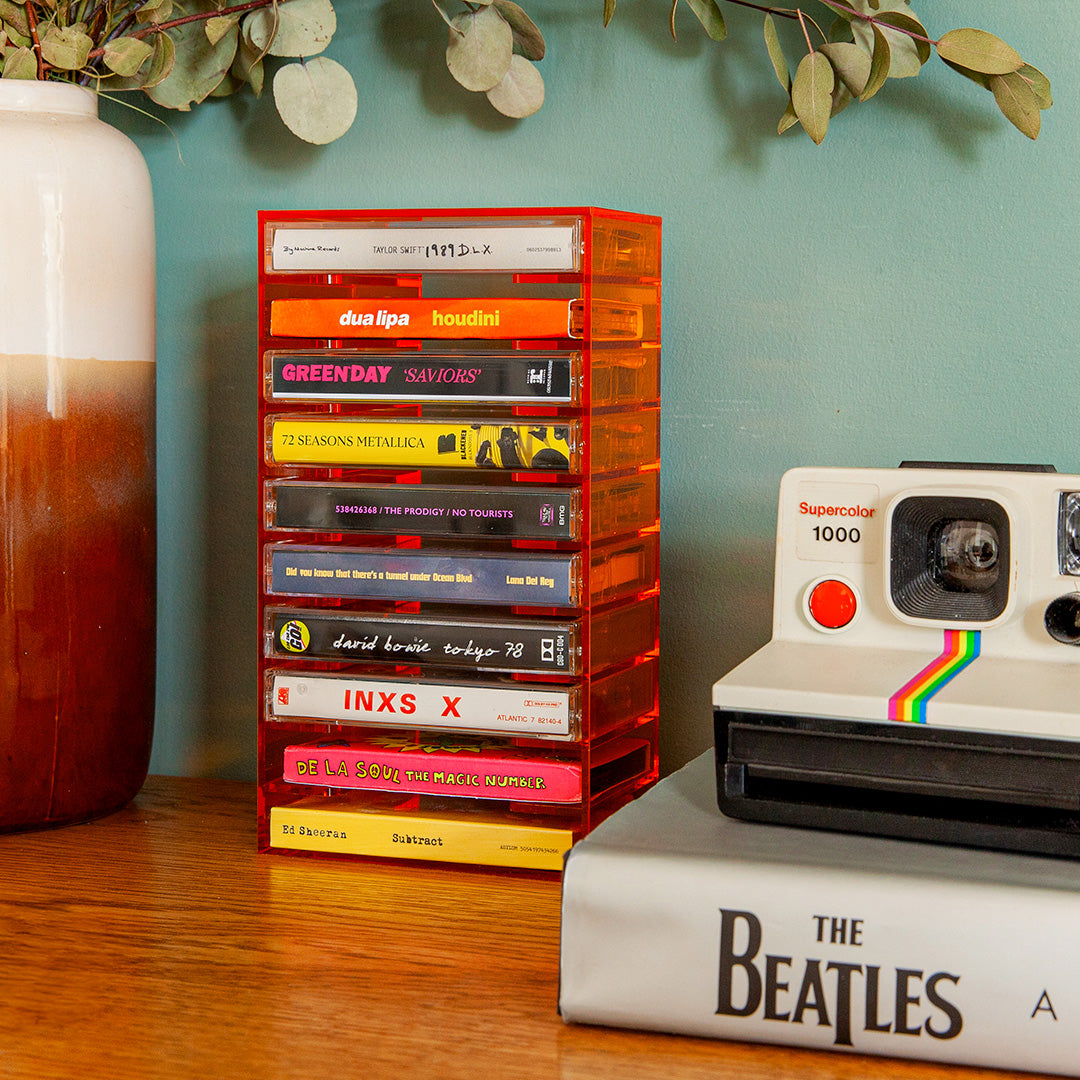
[713,464,1080,856]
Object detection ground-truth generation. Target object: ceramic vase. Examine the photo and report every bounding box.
[0,80,156,830]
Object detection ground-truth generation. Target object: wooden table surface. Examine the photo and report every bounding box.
[0,776,1043,1080]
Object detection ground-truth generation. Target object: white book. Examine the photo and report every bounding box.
[559,750,1080,1075]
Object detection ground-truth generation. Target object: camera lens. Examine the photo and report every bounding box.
[891,495,1009,621]
[935,519,1000,592]
[1044,594,1080,645]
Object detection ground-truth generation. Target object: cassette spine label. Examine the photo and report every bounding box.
[270,611,574,673]
[282,738,582,803]
[268,546,578,607]
[268,418,576,471]
[268,354,574,402]
[268,224,580,273]
[269,672,573,737]
[269,297,575,340]
[270,482,577,540]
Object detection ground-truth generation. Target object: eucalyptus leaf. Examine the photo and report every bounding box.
[1,44,37,78]
[210,71,241,97]
[273,55,357,144]
[146,19,237,109]
[143,30,176,88]
[103,35,154,77]
[872,11,929,67]
[819,41,870,97]
[849,0,922,78]
[0,0,29,39]
[828,17,853,45]
[485,52,543,117]
[246,0,336,59]
[492,0,544,61]
[41,26,93,71]
[935,28,1022,76]
[859,24,890,101]
[446,5,512,93]
[831,81,852,117]
[603,0,615,28]
[1018,63,1052,110]
[989,70,1040,140]
[791,50,834,145]
[763,14,789,93]
[777,97,799,135]
[685,0,726,42]
[136,0,173,26]
[2,23,31,49]
[106,28,174,90]
[205,16,239,48]
[231,31,264,95]
[940,58,991,91]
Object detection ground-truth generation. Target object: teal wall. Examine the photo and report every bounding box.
[112,2,1080,780]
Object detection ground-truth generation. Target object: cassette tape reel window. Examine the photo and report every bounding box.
[713,462,1080,857]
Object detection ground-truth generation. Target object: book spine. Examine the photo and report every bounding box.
[267,546,579,607]
[270,801,573,870]
[267,417,576,470]
[282,740,581,802]
[269,297,574,339]
[269,671,575,738]
[559,846,1080,1074]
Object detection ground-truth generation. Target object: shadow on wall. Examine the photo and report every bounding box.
[659,533,774,775]
[171,283,258,780]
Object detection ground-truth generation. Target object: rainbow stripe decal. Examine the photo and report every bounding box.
[888,630,981,724]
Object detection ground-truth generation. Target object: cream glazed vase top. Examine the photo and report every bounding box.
[0,80,157,831]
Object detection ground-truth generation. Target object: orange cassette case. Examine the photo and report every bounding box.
[257,207,660,872]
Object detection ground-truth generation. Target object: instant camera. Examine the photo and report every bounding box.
[713,463,1080,856]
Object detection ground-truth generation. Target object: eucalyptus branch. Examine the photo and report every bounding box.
[0,0,1052,147]
[817,0,937,46]
[795,8,812,52]
[23,1,46,78]
[87,0,274,54]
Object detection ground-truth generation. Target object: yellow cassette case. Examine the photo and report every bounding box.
[270,795,573,870]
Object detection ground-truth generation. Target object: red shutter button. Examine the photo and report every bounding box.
[807,578,858,630]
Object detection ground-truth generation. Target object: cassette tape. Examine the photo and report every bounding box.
[265,480,580,540]
[264,471,657,542]
[268,793,574,870]
[266,410,659,478]
[280,732,652,806]
[267,608,579,673]
[265,533,657,610]
[282,735,584,803]
[265,595,657,675]
[267,670,580,740]
[268,296,644,342]
[265,544,583,607]
[262,212,659,280]
[266,416,579,471]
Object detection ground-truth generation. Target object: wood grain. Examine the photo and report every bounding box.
[0,777,1041,1080]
